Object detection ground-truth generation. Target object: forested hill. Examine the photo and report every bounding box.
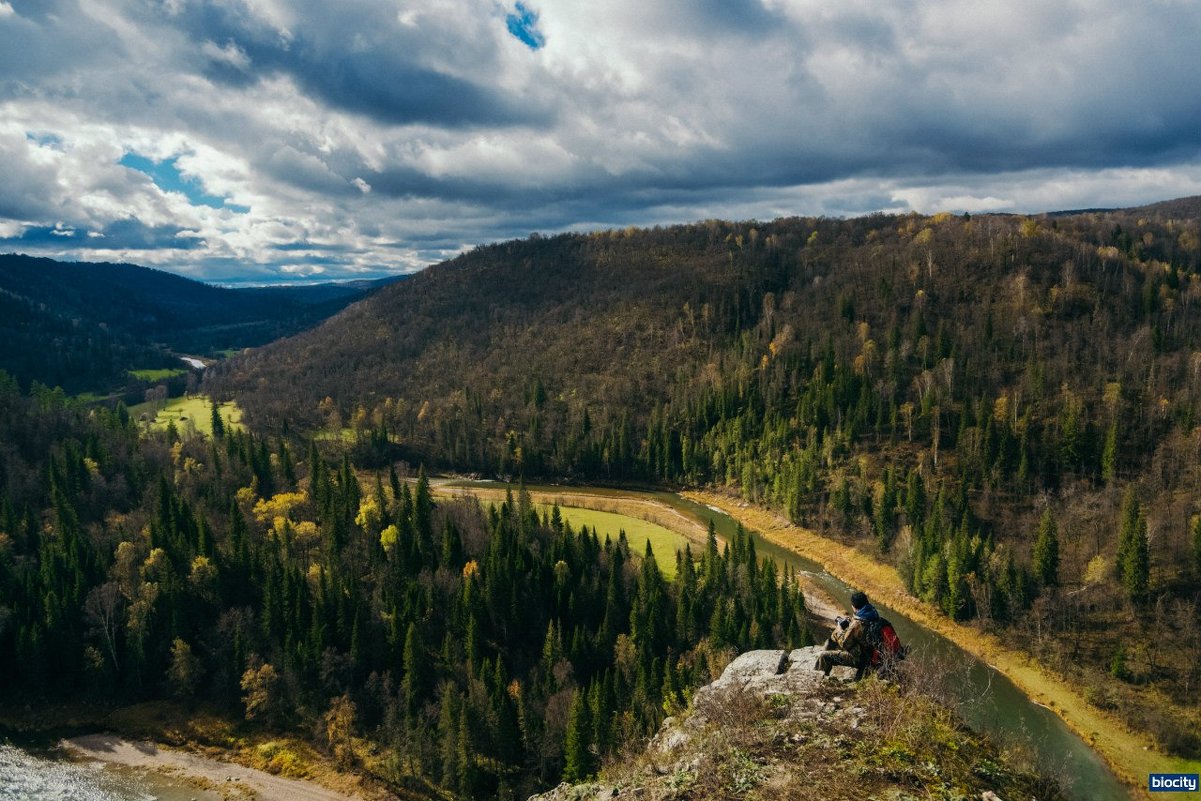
[211,199,1201,488]
[212,199,1201,756]
[0,254,398,394]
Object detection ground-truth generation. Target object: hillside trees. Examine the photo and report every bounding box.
[1033,507,1059,588]
[203,202,1201,753]
[0,370,810,798]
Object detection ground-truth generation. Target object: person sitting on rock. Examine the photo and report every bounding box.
[814,590,879,677]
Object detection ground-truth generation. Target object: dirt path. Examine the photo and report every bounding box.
[64,734,362,801]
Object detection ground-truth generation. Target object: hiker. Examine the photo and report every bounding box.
[814,589,908,678]
[814,590,877,676]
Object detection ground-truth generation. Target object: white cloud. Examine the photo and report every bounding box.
[0,0,1199,282]
[201,39,251,71]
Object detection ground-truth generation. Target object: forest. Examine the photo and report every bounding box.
[210,197,1201,757]
[0,375,809,799]
[0,254,394,395]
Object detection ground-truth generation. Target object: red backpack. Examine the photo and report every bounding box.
[866,617,908,668]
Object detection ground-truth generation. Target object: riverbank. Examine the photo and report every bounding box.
[0,702,384,801]
[686,489,1199,800]
[64,733,360,801]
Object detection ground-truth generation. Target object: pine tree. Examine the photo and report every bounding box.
[1116,485,1140,587]
[210,401,225,439]
[1193,514,1201,579]
[1101,420,1118,482]
[1121,511,1150,604]
[1033,506,1059,588]
[563,688,594,781]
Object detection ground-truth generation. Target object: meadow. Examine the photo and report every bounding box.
[130,394,243,437]
[129,367,187,381]
[535,503,690,578]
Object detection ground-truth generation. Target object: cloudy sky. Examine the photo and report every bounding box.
[3,0,1201,283]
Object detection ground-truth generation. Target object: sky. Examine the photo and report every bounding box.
[2,1,1201,284]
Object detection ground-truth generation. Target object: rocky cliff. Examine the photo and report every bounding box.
[531,647,1060,801]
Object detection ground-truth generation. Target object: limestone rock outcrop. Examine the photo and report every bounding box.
[529,647,856,801]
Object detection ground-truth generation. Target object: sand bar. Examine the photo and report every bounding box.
[64,733,362,801]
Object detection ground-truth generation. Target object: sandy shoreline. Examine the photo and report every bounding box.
[63,733,362,801]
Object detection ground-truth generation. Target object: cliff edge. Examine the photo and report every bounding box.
[531,646,1061,801]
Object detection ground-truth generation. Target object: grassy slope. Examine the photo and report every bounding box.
[130,395,244,437]
[129,367,187,381]
[534,503,689,579]
[432,483,701,578]
[595,673,1061,801]
[687,490,1200,799]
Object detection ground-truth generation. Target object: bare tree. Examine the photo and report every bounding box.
[85,581,125,671]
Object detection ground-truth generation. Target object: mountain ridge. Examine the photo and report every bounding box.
[0,253,400,394]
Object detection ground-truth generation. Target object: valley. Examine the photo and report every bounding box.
[8,200,1201,800]
[5,4,1198,797]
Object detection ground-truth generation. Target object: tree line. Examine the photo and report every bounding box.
[0,373,810,799]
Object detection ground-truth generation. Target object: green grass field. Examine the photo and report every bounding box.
[129,367,188,381]
[536,504,690,578]
[130,395,243,437]
[72,391,118,404]
[314,427,357,443]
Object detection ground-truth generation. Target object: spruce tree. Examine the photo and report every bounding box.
[563,689,594,781]
[1033,506,1059,588]
[210,401,225,439]
[1121,511,1150,604]
[1101,420,1118,482]
[1116,485,1140,586]
[402,622,424,717]
[1193,514,1201,579]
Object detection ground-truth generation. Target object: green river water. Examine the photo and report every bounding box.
[461,480,1129,800]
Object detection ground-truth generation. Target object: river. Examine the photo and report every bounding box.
[656,490,1128,801]
[0,741,220,801]
[447,481,1128,800]
[179,356,206,370]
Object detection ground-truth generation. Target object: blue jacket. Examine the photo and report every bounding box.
[853,602,880,623]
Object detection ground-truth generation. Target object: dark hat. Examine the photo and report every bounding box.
[849,590,868,609]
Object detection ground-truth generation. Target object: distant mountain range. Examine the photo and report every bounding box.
[0,253,401,394]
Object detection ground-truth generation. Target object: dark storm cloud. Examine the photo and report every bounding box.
[2,0,1201,282]
[166,0,545,128]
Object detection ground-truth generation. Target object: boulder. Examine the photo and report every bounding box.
[710,649,789,690]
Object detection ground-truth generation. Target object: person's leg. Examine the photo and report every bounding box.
[814,650,858,675]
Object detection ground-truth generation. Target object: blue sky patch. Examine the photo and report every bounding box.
[26,132,64,149]
[505,3,544,50]
[120,152,245,212]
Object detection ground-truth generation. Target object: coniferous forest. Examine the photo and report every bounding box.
[0,373,808,799]
[5,198,1201,799]
[211,199,1201,759]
